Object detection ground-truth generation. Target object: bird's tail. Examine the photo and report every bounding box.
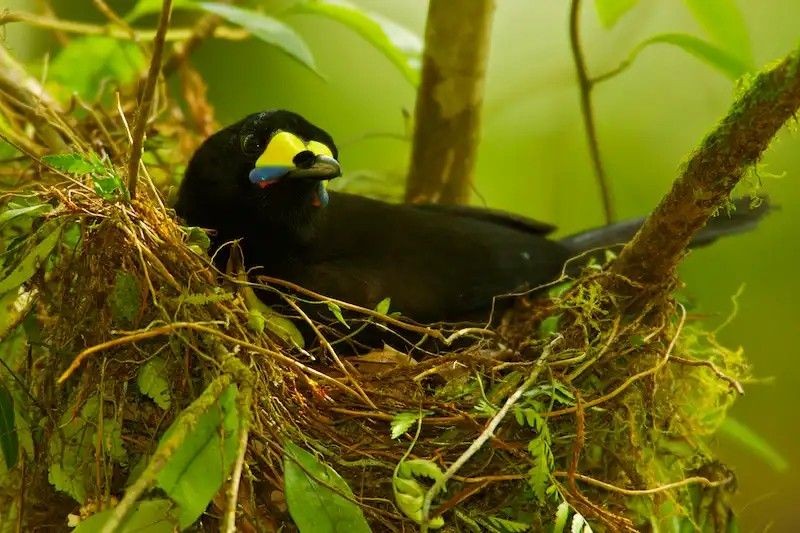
[559,197,772,256]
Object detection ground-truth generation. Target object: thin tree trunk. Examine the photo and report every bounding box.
[405,0,495,205]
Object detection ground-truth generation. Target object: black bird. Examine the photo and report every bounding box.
[176,110,768,324]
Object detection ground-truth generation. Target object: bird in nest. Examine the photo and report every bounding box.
[175,110,768,326]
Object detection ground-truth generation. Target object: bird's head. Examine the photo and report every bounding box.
[176,110,340,242]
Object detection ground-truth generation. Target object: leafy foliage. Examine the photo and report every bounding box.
[292,0,422,85]
[539,313,562,338]
[593,0,639,28]
[137,357,172,410]
[0,382,18,470]
[375,296,391,315]
[0,223,62,296]
[153,384,239,527]
[42,153,98,175]
[241,283,305,347]
[49,37,145,101]
[327,301,349,328]
[198,3,319,75]
[390,410,429,439]
[624,33,751,80]
[393,458,445,529]
[73,499,180,533]
[110,271,141,325]
[514,404,554,503]
[182,226,211,254]
[681,0,753,65]
[48,396,126,503]
[125,0,197,22]
[42,153,127,200]
[552,502,594,533]
[0,203,51,229]
[596,0,754,83]
[719,417,788,471]
[283,441,371,533]
[479,515,531,533]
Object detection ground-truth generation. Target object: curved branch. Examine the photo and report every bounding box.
[0,10,248,42]
[611,46,800,296]
[569,0,615,223]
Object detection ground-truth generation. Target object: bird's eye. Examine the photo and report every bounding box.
[240,134,263,156]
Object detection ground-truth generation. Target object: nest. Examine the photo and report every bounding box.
[0,67,749,533]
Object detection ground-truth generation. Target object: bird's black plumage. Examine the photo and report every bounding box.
[176,110,768,324]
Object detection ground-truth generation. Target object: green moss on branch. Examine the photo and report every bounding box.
[611,47,800,295]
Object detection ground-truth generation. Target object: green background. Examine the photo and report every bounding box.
[6,1,798,530]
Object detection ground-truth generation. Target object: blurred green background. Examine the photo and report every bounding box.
[5,1,798,530]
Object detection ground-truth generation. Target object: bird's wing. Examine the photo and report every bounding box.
[411,203,557,235]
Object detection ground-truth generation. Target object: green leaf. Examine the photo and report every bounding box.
[0,203,51,228]
[398,458,445,484]
[645,33,750,79]
[292,0,422,86]
[327,301,349,328]
[375,297,391,315]
[0,224,62,296]
[137,357,172,410]
[265,310,305,347]
[553,501,571,533]
[593,0,638,28]
[100,418,127,463]
[571,512,594,533]
[41,153,96,175]
[48,396,101,503]
[393,458,445,529]
[0,289,35,342]
[197,3,318,75]
[125,0,197,22]
[682,0,753,65]
[183,226,211,253]
[390,411,428,439]
[479,516,530,533]
[283,440,371,533]
[92,173,127,201]
[539,314,561,338]
[612,33,751,83]
[241,282,305,347]
[110,271,141,325]
[0,381,18,470]
[49,37,146,101]
[155,384,239,528]
[73,499,180,533]
[719,417,788,472]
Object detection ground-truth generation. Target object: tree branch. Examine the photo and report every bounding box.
[127,0,173,199]
[0,10,248,42]
[569,0,615,223]
[404,0,495,205]
[611,46,800,296]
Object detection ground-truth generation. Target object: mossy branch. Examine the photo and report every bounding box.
[404,0,495,205]
[611,46,800,297]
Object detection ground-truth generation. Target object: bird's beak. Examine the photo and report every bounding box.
[248,131,340,187]
[284,154,341,181]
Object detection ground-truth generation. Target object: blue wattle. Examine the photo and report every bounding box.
[317,182,330,207]
[249,166,291,184]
